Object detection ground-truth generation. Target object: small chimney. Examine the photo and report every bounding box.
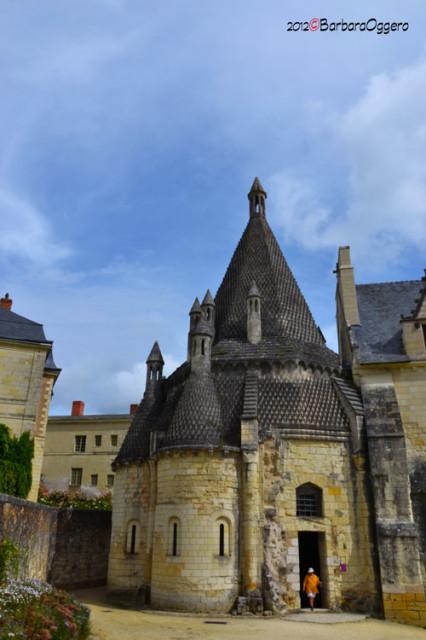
[130,403,138,415]
[0,293,12,311]
[71,400,85,416]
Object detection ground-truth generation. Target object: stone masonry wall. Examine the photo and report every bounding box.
[0,493,56,580]
[262,436,379,613]
[49,509,111,588]
[362,383,426,628]
[0,493,111,588]
[150,450,240,612]
[0,342,50,501]
[108,463,152,595]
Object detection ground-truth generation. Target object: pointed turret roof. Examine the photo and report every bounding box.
[202,289,215,306]
[146,341,164,364]
[214,210,324,345]
[248,281,260,298]
[248,176,266,196]
[189,297,202,315]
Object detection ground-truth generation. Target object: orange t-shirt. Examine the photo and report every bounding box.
[303,573,320,594]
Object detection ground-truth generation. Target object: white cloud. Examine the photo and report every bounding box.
[269,59,426,269]
[0,189,70,265]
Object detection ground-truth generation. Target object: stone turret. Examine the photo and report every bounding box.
[247,281,262,344]
[189,304,214,373]
[201,289,215,338]
[145,341,164,395]
[248,177,267,218]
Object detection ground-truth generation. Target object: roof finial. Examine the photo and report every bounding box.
[248,177,267,218]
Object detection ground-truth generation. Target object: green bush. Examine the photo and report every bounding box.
[38,490,112,511]
[0,424,34,498]
[0,538,20,584]
[0,578,90,639]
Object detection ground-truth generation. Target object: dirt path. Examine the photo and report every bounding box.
[75,590,426,640]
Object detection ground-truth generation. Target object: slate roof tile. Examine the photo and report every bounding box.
[355,280,422,363]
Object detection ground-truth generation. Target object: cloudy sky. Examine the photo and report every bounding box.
[1,1,425,414]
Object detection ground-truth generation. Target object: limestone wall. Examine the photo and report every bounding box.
[0,341,52,500]
[262,436,378,613]
[0,493,111,588]
[108,463,152,593]
[150,450,240,612]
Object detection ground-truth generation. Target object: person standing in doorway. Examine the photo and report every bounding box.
[303,567,321,611]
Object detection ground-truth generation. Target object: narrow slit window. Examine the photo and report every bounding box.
[219,523,225,556]
[172,522,178,556]
[126,520,139,554]
[201,339,205,355]
[130,524,137,554]
[255,299,258,312]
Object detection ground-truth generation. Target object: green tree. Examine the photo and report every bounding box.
[0,424,34,498]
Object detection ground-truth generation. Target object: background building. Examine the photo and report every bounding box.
[336,247,426,625]
[0,293,60,501]
[43,400,134,494]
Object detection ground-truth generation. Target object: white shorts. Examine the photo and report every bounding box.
[307,592,316,598]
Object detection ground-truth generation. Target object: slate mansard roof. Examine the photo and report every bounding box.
[0,306,59,371]
[115,181,355,467]
[354,280,423,363]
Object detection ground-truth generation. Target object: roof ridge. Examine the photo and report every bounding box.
[356,279,421,288]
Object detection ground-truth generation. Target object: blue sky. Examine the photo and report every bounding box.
[1,1,426,414]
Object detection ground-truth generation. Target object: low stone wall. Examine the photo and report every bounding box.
[50,509,111,588]
[0,493,56,581]
[0,493,111,588]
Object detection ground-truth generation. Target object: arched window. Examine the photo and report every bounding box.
[126,520,140,554]
[216,518,231,557]
[168,517,181,557]
[296,483,323,517]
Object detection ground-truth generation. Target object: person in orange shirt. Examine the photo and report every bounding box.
[303,567,321,611]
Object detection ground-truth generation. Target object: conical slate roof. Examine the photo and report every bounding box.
[146,341,164,364]
[164,372,222,447]
[249,176,266,196]
[215,215,324,344]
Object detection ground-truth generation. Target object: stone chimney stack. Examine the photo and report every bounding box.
[247,282,262,345]
[189,299,214,374]
[201,289,215,339]
[248,177,267,219]
[145,341,164,396]
[0,293,12,311]
[72,400,85,416]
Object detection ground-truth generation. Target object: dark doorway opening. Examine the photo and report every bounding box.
[298,532,325,608]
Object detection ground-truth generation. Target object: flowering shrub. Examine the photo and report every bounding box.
[0,579,90,639]
[38,489,111,511]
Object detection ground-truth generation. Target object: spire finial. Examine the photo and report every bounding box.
[248,177,267,218]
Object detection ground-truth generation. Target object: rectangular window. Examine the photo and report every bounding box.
[71,468,82,487]
[111,435,118,447]
[107,474,114,488]
[91,474,98,486]
[74,435,86,453]
[95,435,102,447]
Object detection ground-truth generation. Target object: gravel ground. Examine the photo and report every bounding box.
[73,589,426,640]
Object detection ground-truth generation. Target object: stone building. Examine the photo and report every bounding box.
[108,179,425,626]
[0,294,60,501]
[336,247,426,626]
[43,400,133,494]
